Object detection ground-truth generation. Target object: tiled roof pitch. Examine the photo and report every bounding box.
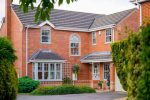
[30,50,65,61]
[12,4,136,29]
[90,8,136,28]
[12,4,104,29]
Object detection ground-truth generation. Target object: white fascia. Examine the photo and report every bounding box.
[38,20,55,28]
[29,60,66,63]
[89,24,116,31]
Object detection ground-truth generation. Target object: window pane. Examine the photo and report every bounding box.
[56,64,61,79]
[41,29,50,43]
[92,32,96,44]
[38,63,42,80]
[106,29,112,42]
[50,64,55,79]
[44,63,49,80]
[70,35,80,55]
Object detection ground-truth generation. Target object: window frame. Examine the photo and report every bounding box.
[92,31,96,45]
[33,62,62,81]
[70,34,81,56]
[40,27,51,44]
[105,28,113,43]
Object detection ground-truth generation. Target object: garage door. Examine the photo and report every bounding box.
[115,69,125,92]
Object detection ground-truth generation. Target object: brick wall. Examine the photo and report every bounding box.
[142,2,150,24]
[22,26,91,80]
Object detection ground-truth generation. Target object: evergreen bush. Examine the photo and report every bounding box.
[18,76,40,93]
[111,24,150,100]
[0,37,18,100]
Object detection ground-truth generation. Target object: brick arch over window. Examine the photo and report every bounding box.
[69,34,81,56]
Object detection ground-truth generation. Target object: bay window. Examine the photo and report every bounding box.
[32,63,62,81]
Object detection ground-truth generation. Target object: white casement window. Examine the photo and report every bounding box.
[92,31,96,45]
[41,29,51,43]
[70,34,80,56]
[106,28,113,43]
[33,63,62,81]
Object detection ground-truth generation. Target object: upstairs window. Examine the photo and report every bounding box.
[92,31,96,45]
[106,28,112,43]
[70,34,80,56]
[41,29,50,43]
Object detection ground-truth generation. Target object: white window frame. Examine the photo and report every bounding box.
[92,31,96,45]
[105,28,113,43]
[33,62,62,81]
[70,34,81,56]
[40,27,51,44]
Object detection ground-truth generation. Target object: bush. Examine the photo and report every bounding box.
[31,85,96,95]
[0,37,18,100]
[78,86,96,93]
[18,76,40,93]
[111,24,150,99]
[63,77,72,85]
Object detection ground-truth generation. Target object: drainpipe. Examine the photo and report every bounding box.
[136,0,142,26]
[139,4,142,26]
[25,25,29,76]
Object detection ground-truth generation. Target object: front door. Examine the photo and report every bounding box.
[92,63,100,80]
[104,63,110,88]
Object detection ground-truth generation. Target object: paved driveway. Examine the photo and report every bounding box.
[17,92,126,100]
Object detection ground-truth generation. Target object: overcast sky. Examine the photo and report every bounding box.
[0,0,136,23]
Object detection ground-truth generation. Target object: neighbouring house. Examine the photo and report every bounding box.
[131,0,150,25]
[0,0,139,91]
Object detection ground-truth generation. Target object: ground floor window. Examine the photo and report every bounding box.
[32,63,62,81]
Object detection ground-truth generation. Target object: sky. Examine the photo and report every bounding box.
[0,0,136,25]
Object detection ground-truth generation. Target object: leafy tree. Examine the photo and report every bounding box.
[13,0,77,21]
[0,37,18,100]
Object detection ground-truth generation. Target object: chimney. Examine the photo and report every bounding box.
[5,0,11,38]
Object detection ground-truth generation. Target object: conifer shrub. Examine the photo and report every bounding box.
[0,37,18,100]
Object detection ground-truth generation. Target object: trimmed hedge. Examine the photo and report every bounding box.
[18,76,40,93]
[31,85,96,95]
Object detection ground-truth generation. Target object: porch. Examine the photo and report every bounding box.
[80,52,115,91]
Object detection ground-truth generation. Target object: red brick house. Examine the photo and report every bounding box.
[131,0,150,25]
[0,0,139,91]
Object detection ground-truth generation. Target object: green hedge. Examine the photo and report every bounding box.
[18,76,40,93]
[0,37,18,100]
[111,24,150,99]
[31,85,96,95]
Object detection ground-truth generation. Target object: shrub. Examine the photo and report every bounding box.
[78,86,96,93]
[31,85,95,95]
[0,37,18,100]
[18,76,40,93]
[111,24,150,99]
[63,77,72,85]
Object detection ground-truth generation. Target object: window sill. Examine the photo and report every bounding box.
[104,42,112,44]
[40,42,51,44]
[70,55,80,57]
[92,44,96,46]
